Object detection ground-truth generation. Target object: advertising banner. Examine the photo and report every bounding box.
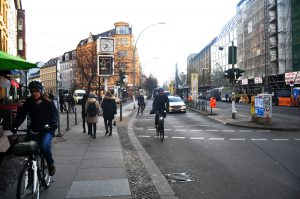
[191,73,198,101]
[285,71,300,84]
[97,56,113,77]
[254,94,272,119]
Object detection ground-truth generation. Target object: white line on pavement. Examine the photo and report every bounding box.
[251,138,268,141]
[272,139,289,141]
[172,136,186,139]
[190,130,203,132]
[229,138,246,141]
[240,130,253,132]
[138,135,151,138]
[175,129,187,131]
[190,137,205,140]
[222,130,235,132]
[209,138,224,140]
[206,130,219,132]
[256,130,271,133]
[294,138,300,141]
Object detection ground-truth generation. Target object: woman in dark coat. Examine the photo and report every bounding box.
[101,91,117,136]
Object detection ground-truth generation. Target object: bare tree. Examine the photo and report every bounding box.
[76,42,103,95]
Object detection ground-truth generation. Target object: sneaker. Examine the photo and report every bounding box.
[49,164,56,176]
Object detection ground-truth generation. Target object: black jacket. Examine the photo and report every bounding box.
[152,94,169,113]
[13,95,58,136]
[137,95,145,105]
[101,96,117,120]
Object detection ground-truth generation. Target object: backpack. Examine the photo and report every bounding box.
[87,102,97,117]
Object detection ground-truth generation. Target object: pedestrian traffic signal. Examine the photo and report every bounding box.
[228,46,237,64]
[224,68,235,83]
[234,68,245,79]
[119,70,125,83]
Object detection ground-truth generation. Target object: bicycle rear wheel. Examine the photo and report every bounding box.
[17,165,40,199]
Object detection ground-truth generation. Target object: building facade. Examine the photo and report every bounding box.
[40,58,59,95]
[60,50,77,92]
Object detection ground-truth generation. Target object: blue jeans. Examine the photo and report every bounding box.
[39,132,54,166]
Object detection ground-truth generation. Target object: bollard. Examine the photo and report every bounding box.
[120,101,123,121]
[66,110,70,130]
[74,106,77,125]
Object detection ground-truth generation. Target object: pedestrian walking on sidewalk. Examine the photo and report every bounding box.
[81,93,88,133]
[101,91,117,136]
[85,93,101,138]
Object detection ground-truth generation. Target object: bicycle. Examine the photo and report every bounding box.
[11,126,52,199]
[136,102,145,117]
[155,110,166,141]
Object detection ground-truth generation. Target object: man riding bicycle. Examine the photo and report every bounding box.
[151,88,169,130]
[11,80,58,176]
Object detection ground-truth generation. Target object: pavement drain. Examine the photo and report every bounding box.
[165,172,194,183]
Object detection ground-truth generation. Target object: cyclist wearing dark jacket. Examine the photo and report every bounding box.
[12,81,58,176]
[152,88,169,127]
[137,93,145,105]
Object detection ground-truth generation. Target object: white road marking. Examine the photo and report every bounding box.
[190,137,205,140]
[256,130,271,133]
[172,136,186,139]
[251,138,268,141]
[200,125,211,126]
[229,138,246,141]
[209,138,224,140]
[222,130,235,132]
[272,139,289,141]
[175,129,187,132]
[165,129,172,131]
[155,136,169,138]
[206,130,218,132]
[174,126,184,128]
[138,135,151,138]
[240,130,253,132]
[190,130,202,132]
[135,128,144,130]
[294,138,300,141]
[147,129,156,131]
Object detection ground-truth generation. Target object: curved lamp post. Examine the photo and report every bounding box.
[132,22,165,99]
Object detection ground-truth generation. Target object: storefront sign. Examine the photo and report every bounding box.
[254,77,262,84]
[242,79,248,85]
[285,71,300,84]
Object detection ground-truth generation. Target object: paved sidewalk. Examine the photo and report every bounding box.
[1,102,177,199]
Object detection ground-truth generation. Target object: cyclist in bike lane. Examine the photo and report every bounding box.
[11,80,58,176]
[151,88,169,131]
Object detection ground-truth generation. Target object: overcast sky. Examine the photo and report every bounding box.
[22,0,238,85]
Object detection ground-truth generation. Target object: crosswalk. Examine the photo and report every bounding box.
[137,135,300,142]
[134,127,299,142]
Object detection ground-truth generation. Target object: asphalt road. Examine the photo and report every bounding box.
[134,101,300,199]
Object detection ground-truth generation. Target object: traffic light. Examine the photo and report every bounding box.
[228,46,237,64]
[234,68,245,79]
[119,70,125,83]
[224,68,235,83]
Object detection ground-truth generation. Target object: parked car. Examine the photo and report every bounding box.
[168,96,186,113]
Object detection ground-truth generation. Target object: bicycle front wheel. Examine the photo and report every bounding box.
[40,156,51,188]
[17,165,40,199]
[159,121,164,141]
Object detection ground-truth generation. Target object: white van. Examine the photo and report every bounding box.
[73,89,86,104]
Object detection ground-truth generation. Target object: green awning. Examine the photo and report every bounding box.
[0,50,37,71]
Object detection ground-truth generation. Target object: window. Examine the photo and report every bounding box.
[18,37,23,50]
[118,50,127,57]
[18,18,23,30]
[116,26,129,35]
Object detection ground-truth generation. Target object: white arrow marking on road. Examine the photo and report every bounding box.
[230,138,246,141]
[209,138,224,140]
[190,137,205,140]
[251,138,267,141]
[272,139,289,141]
[172,136,186,139]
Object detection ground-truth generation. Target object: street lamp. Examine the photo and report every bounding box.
[132,22,165,99]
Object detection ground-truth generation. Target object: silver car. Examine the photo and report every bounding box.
[168,96,186,113]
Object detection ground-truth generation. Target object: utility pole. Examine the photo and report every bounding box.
[230,41,236,119]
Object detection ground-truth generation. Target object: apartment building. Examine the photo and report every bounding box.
[40,57,59,95]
